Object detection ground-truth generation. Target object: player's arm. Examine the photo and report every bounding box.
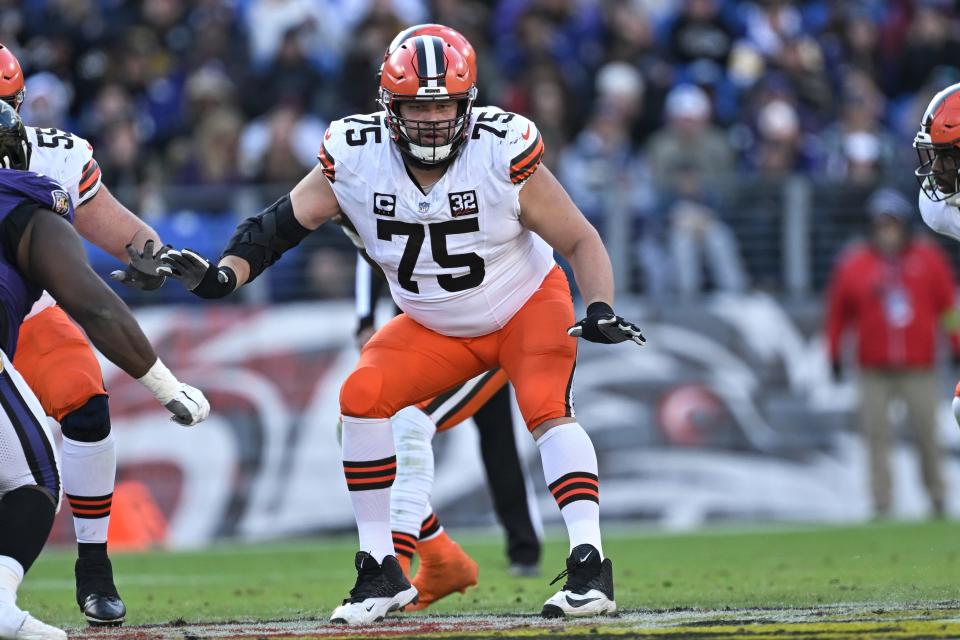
[73,185,168,290]
[74,185,161,262]
[518,165,644,346]
[159,163,343,298]
[13,207,209,425]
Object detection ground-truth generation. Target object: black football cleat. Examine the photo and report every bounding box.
[75,554,126,627]
[541,544,616,618]
[330,552,418,625]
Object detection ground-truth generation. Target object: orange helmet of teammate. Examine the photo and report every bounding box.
[915,82,960,201]
[0,44,24,112]
[384,24,477,81]
[379,34,476,166]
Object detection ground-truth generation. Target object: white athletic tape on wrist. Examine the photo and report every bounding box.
[137,358,180,405]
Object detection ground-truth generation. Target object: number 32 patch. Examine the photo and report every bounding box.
[449,190,479,217]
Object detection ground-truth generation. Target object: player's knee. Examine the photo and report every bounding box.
[340,366,392,418]
[60,394,111,442]
[521,398,569,434]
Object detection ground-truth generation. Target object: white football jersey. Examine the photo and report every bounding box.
[320,106,555,337]
[26,126,101,208]
[23,127,102,321]
[918,190,960,242]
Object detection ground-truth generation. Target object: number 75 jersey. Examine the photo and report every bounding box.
[320,106,555,338]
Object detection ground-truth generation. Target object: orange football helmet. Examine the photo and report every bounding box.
[0,43,24,112]
[915,82,960,201]
[385,24,477,81]
[379,35,476,166]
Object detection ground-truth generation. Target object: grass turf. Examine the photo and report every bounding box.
[18,520,959,630]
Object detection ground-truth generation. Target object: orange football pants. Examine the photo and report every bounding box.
[341,266,576,430]
[14,305,107,421]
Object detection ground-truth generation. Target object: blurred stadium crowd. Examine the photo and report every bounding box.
[2,0,957,299]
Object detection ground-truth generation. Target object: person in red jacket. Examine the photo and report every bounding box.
[825,187,959,518]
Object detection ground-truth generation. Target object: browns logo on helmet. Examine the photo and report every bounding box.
[0,43,24,112]
[915,82,960,201]
[378,35,476,167]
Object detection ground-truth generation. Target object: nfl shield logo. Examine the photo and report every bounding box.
[51,190,70,216]
[418,201,430,214]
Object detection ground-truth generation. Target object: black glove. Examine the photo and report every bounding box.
[567,301,645,346]
[952,352,960,369]
[831,359,843,382]
[158,249,236,299]
[109,239,170,291]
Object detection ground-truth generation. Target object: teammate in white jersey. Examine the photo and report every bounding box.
[0,43,176,627]
[159,33,644,624]
[914,81,960,428]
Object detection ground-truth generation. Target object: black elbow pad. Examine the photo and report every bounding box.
[222,194,310,283]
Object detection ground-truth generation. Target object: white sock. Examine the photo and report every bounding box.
[390,407,437,538]
[62,435,116,544]
[341,416,396,563]
[0,557,23,606]
[536,422,603,557]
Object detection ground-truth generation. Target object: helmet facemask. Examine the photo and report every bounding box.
[0,88,23,113]
[914,133,960,201]
[379,88,476,166]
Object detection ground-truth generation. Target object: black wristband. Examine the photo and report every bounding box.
[193,265,237,299]
[586,301,614,317]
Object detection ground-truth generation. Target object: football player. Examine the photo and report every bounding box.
[350,24,542,611]
[159,35,643,624]
[914,81,960,426]
[0,102,208,640]
[0,43,170,626]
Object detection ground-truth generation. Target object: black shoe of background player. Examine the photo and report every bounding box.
[75,545,126,627]
[329,552,418,625]
[541,544,617,618]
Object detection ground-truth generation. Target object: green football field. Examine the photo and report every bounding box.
[18,520,960,638]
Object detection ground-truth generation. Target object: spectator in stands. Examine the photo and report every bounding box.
[750,98,806,177]
[169,107,244,188]
[248,25,326,116]
[774,36,832,115]
[244,0,325,67]
[666,0,735,67]
[646,83,734,184]
[743,0,804,60]
[661,161,749,298]
[19,72,70,130]
[821,75,895,182]
[825,188,960,519]
[238,99,326,183]
[893,0,959,96]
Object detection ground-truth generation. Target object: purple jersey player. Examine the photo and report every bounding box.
[0,102,209,640]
